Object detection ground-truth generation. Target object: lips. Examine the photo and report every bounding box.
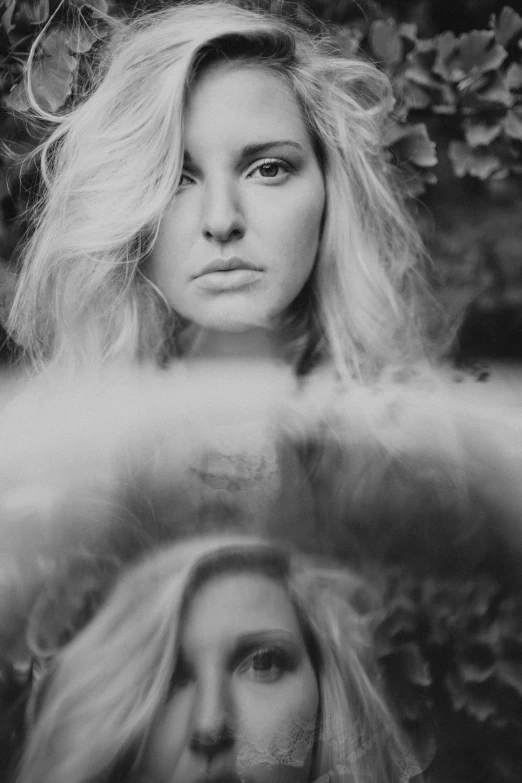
[193,257,263,292]
[196,257,261,277]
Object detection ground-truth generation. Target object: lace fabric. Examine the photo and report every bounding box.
[310,727,427,783]
[179,419,282,533]
[232,713,426,783]
[236,715,317,775]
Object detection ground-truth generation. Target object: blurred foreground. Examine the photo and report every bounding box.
[0,360,520,783]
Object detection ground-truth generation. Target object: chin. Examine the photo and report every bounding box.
[193,314,273,333]
[214,322,263,333]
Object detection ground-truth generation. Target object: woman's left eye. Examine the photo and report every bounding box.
[240,647,289,682]
[177,173,195,188]
[248,159,291,181]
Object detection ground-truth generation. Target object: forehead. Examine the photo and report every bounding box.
[181,572,302,650]
[184,62,312,152]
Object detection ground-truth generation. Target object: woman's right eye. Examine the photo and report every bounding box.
[238,646,292,683]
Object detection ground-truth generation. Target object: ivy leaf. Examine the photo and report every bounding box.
[492,6,522,47]
[382,641,432,688]
[446,670,468,710]
[403,40,453,111]
[430,83,458,114]
[399,23,417,44]
[385,121,437,168]
[375,605,417,655]
[463,118,503,147]
[498,596,522,639]
[462,692,497,722]
[449,140,502,178]
[434,31,507,85]
[5,20,100,113]
[6,26,77,112]
[13,0,50,25]
[59,22,99,54]
[458,31,507,76]
[495,660,522,698]
[406,42,441,90]
[459,657,495,683]
[433,31,460,82]
[369,18,403,69]
[473,72,512,106]
[384,122,437,195]
[505,106,522,140]
[402,80,432,110]
[0,0,16,35]
[395,643,432,687]
[506,62,522,90]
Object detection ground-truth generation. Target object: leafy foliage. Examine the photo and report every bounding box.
[1,0,111,113]
[341,5,522,191]
[376,568,522,781]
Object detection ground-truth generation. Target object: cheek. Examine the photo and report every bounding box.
[270,184,324,273]
[149,204,195,283]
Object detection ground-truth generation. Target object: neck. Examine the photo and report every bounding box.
[185,327,282,362]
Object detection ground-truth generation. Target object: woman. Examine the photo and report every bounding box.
[7,0,435,380]
[15,535,422,783]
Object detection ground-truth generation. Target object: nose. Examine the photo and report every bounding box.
[201,180,245,243]
[189,675,234,761]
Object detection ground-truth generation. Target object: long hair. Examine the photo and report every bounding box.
[8,0,438,380]
[16,535,420,783]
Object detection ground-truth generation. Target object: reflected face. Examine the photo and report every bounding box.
[148,62,325,333]
[142,573,319,783]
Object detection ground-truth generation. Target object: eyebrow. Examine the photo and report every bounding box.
[231,629,302,657]
[177,631,297,655]
[183,140,304,165]
[236,629,299,643]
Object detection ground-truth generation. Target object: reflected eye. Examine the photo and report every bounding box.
[240,647,291,683]
[252,648,277,671]
[249,158,291,181]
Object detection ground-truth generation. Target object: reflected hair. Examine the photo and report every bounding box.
[17,535,420,783]
[8,0,437,379]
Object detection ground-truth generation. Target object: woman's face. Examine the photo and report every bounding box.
[148,62,325,334]
[142,572,319,782]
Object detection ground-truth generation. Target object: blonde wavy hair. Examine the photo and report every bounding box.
[17,535,421,783]
[8,0,438,380]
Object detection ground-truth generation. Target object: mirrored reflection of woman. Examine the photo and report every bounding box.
[16,536,424,783]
